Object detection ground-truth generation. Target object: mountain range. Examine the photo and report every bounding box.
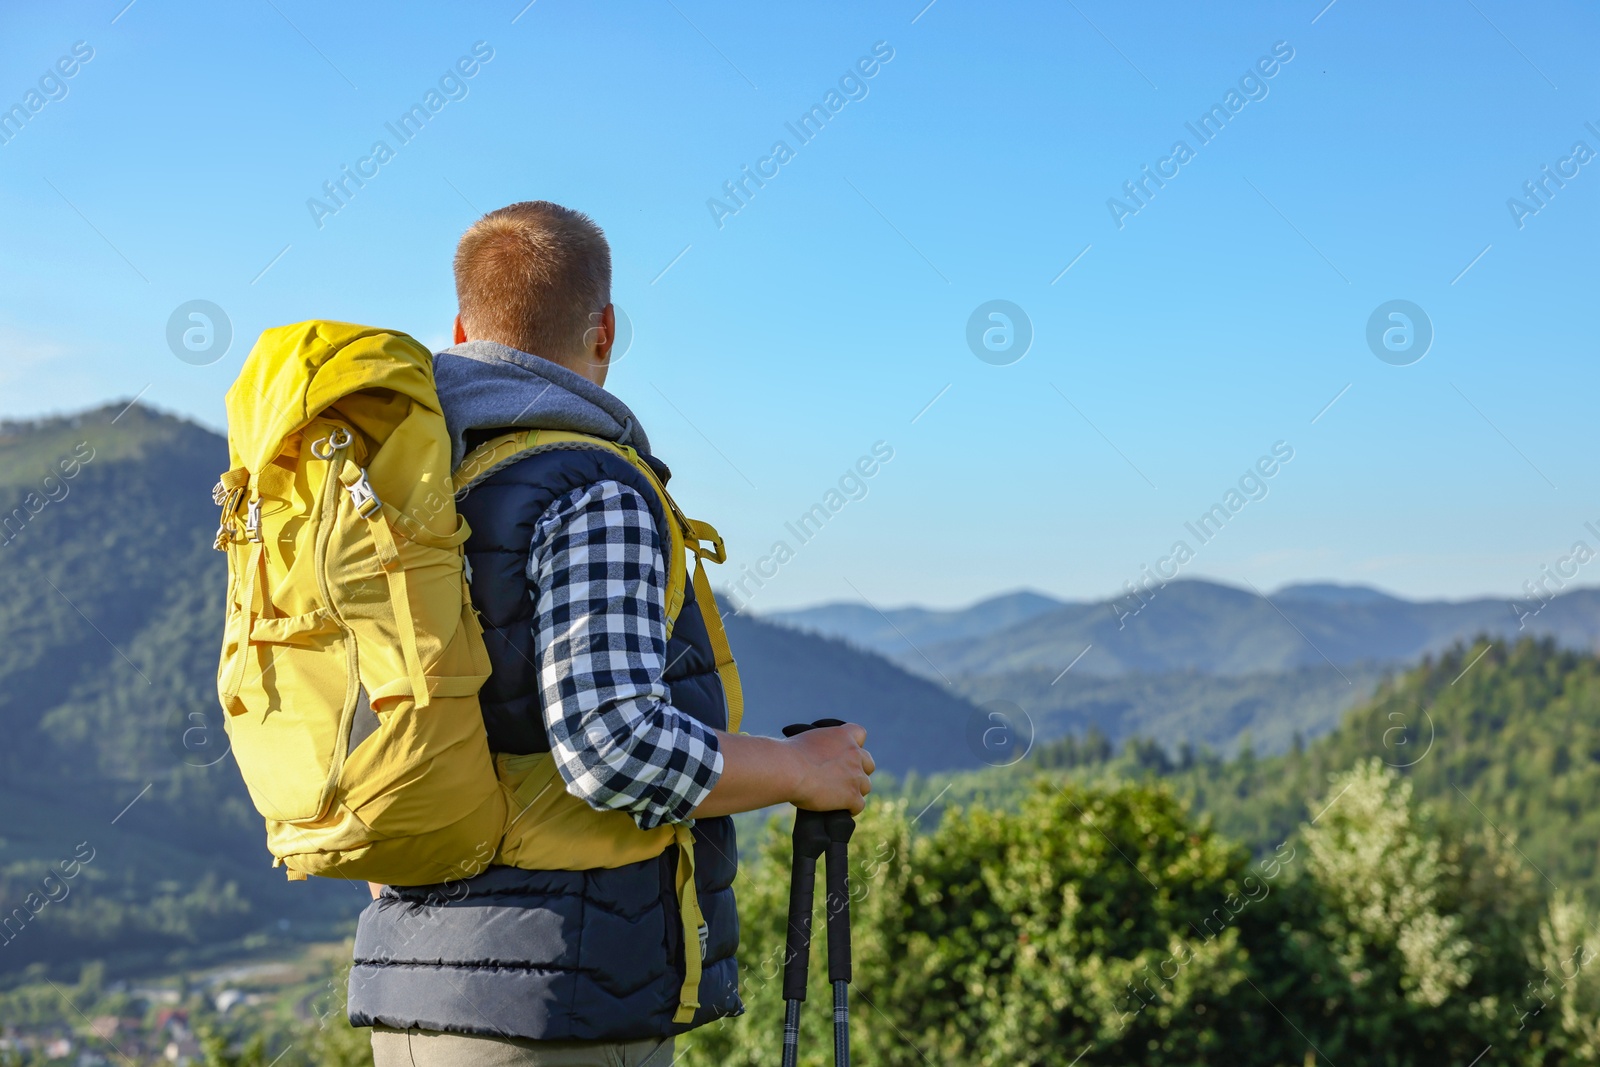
[7,402,1600,983]
[772,577,1590,680]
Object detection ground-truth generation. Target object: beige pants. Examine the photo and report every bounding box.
[372,1026,675,1067]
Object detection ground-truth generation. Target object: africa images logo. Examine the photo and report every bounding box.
[706,41,895,229]
[1365,300,1433,366]
[1106,41,1295,230]
[0,41,94,148]
[306,42,495,229]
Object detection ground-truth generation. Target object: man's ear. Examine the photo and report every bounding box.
[595,304,616,363]
[453,315,467,345]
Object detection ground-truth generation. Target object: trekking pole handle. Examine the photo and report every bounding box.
[783,720,858,991]
[783,810,828,1001]
[824,815,854,985]
[781,719,861,843]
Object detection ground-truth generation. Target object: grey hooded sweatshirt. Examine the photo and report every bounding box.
[432,340,650,469]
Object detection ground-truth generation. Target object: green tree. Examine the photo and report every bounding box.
[1530,891,1600,1062]
[1286,759,1544,1064]
[687,786,1306,1066]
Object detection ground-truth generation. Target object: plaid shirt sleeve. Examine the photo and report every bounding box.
[527,478,724,830]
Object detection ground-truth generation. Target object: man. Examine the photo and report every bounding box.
[349,201,875,1066]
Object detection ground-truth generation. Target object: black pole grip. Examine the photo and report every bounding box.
[782,846,818,1002]
[785,805,832,1001]
[782,718,847,738]
[781,720,856,1001]
[825,838,852,984]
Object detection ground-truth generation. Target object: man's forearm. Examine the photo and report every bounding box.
[691,724,874,819]
[690,732,805,818]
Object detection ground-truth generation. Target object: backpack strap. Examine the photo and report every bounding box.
[454,433,743,735]
[670,822,704,1024]
[456,429,691,637]
[336,457,434,709]
[682,518,743,735]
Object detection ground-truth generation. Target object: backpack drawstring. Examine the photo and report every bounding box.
[218,485,266,716]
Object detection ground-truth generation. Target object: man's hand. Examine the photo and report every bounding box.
[691,723,875,819]
[787,723,875,814]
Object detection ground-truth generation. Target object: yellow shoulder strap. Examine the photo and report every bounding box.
[683,519,743,735]
[455,430,741,733]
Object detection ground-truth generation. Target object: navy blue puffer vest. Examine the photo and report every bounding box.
[347,444,741,1041]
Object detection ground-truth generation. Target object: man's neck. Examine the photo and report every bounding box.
[462,336,606,388]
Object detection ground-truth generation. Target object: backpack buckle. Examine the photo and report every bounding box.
[245,499,263,542]
[686,519,726,564]
[345,468,382,518]
[311,426,353,460]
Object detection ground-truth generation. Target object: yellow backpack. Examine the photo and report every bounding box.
[215,321,507,886]
[215,322,739,1021]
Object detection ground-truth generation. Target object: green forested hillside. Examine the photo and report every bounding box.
[0,404,360,980]
[19,755,1599,1067]
[891,637,1600,907]
[687,638,1600,1064]
[1172,637,1600,895]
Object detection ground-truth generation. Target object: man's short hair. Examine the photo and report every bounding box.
[453,201,611,361]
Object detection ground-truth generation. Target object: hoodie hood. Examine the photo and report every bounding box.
[433,340,651,470]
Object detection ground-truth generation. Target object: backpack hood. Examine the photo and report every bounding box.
[224,321,440,475]
[433,340,652,471]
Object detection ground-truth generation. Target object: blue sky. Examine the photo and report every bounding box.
[1,0,1595,610]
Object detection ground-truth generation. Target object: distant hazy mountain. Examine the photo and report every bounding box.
[725,609,985,775]
[774,577,1597,680]
[1272,582,1406,607]
[953,663,1387,758]
[770,590,1066,655]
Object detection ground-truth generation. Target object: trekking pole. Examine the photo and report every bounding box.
[781,719,856,1067]
[823,807,855,1067]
